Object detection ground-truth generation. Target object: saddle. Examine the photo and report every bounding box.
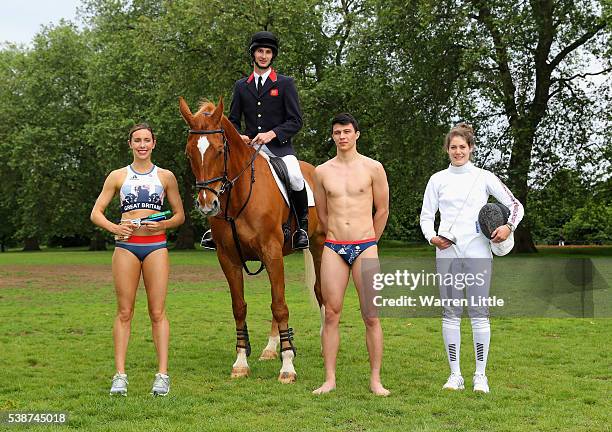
[268,157,292,200]
[268,157,298,244]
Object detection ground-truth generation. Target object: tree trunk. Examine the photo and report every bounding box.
[174,221,195,249]
[89,231,107,251]
[23,237,40,251]
[507,119,538,253]
[173,165,195,250]
[513,224,537,254]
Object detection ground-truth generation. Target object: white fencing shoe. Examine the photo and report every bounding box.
[473,374,490,393]
[442,373,465,391]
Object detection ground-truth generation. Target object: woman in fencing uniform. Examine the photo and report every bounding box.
[420,123,524,393]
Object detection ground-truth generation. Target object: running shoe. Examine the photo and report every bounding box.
[151,373,170,396]
[110,373,128,396]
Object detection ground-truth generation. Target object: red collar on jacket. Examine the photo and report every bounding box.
[247,68,278,83]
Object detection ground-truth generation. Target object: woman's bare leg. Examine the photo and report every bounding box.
[112,248,142,373]
[142,248,170,374]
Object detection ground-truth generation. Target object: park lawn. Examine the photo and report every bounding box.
[0,248,610,431]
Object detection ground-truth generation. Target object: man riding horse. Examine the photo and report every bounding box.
[201,31,309,250]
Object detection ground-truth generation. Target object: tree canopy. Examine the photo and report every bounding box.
[0,0,609,251]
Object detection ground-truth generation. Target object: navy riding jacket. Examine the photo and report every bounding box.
[228,69,303,157]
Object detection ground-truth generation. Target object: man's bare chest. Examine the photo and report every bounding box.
[324,171,372,199]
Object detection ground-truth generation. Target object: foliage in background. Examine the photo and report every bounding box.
[0,0,609,250]
[563,200,612,243]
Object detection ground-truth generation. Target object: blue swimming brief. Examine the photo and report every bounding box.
[324,237,377,266]
[115,234,167,262]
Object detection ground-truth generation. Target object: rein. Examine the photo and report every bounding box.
[189,127,265,275]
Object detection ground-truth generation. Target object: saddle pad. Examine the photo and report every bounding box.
[258,152,314,207]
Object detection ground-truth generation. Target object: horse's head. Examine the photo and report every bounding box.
[179,96,226,217]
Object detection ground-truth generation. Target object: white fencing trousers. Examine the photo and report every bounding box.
[436,235,493,376]
[436,247,492,319]
[258,145,305,191]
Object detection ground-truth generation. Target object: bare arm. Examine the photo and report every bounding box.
[142,170,186,232]
[90,170,135,237]
[162,170,185,229]
[313,166,328,235]
[372,162,389,241]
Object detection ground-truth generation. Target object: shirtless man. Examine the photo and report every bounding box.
[312,113,390,396]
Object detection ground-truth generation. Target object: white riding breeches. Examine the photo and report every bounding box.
[259,145,305,191]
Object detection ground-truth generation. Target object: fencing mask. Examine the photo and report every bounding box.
[478,203,514,256]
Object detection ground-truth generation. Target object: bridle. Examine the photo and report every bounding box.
[188,126,266,275]
[189,128,231,197]
[189,128,264,202]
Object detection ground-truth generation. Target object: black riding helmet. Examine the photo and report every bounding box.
[249,31,279,59]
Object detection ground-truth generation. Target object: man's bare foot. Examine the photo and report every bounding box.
[312,381,336,395]
[370,382,390,396]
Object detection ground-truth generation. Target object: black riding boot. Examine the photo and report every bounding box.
[201,229,216,250]
[291,185,309,250]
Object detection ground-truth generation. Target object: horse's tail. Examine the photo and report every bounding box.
[303,249,318,308]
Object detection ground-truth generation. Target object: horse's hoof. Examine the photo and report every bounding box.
[278,372,297,384]
[259,349,278,360]
[230,367,250,378]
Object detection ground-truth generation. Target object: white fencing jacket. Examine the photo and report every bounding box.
[420,162,524,258]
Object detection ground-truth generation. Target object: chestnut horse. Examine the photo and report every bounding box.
[179,97,324,383]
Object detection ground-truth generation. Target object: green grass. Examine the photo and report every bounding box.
[0,249,610,431]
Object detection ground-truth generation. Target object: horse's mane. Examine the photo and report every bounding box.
[195,99,216,117]
[191,98,246,151]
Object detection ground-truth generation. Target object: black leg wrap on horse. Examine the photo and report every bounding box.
[278,327,296,360]
[291,186,309,249]
[236,324,251,357]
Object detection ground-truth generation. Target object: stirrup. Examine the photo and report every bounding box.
[201,230,216,250]
[278,327,296,360]
[292,229,309,250]
[236,324,251,357]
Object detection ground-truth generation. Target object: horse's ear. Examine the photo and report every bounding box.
[211,96,224,124]
[178,96,194,127]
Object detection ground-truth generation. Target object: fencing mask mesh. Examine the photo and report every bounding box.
[478,202,514,256]
[478,203,510,239]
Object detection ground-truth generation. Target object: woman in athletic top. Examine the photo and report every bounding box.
[91,123,185,397]
[420,123,523,394]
